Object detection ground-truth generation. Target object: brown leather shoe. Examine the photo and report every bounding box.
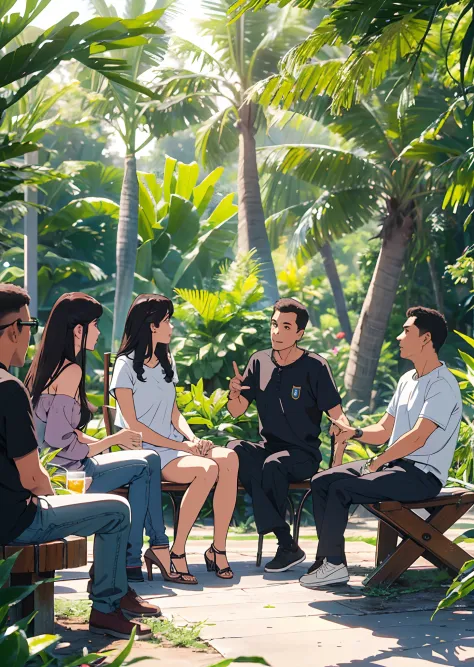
[89,608,153,640]
[120,587,161,618]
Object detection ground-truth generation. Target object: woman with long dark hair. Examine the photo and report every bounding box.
[110,294,239,584]
[26,292,181,584]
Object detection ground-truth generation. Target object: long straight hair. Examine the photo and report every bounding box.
[25,292,103,428]
[117,294,174,383]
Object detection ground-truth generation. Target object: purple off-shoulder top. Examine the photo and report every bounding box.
[35,394,90,471]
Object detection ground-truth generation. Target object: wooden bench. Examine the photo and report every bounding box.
[364,488,474,588]
[3,535,87,635]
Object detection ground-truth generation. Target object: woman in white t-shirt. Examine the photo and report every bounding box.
[110,294,239,584]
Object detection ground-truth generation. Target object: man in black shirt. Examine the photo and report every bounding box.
[0,284,159,639]
[227,298,349,572]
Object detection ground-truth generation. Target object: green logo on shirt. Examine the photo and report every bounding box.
[291,386,301,400]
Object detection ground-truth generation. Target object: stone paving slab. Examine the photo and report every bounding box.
[373,639,474,666]
[53,531,474,667]
[210,626,474,667]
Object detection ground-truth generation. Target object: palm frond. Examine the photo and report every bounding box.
[288,186,380,256]
[265,201,313,250]
[145,70,221,139]
[260,167,318,216]
[170,36,230,81]
[258,143,384,191]
[228,0,315,22]
[195,106,239,168]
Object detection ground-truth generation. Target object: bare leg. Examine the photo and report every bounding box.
[206,448,239,574]
[162,456,218,573]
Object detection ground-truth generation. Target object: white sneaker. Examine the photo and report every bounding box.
[299,558,349,589]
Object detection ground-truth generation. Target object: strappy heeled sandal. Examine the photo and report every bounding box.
[144,546,184,583]
[204,544,233,579]
[169,550,198,585]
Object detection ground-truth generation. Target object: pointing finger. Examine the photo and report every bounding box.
[232,361,243,380]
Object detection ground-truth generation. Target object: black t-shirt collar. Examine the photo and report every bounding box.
[0,362,7,372]
[271,348,307,369]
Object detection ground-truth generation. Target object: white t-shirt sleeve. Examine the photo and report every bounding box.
[109,356,135,398]
[419,379,456,430]
[386,378,403,416]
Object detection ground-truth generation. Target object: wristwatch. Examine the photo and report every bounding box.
[354,427,363,440]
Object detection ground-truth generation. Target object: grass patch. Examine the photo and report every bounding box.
[362,569,451,599]
[144,617,208,650]
[346,536,377,546]
[55,599,209,650]
[55,598,92,621]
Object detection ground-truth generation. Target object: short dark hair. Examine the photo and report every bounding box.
[406,306,448,353]
[0,284,30,320]
[272,298,309,331]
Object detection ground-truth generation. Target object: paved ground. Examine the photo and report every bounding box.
[53,512,474,667]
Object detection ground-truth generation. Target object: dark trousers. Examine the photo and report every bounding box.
[229,440,320,540]
[311,459,442,565]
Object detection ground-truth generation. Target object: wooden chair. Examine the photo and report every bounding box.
[364,487,474,588]
[4,536,87,635]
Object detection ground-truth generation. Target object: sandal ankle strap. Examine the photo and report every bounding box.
[211,544,227,556]
[170,551,186,559]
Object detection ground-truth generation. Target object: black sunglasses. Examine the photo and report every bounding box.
[0,317,39,337]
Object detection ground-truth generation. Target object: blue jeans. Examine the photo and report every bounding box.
[83,450,168,567]
[12,494,130,614]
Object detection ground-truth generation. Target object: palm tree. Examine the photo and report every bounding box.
[164,0,319,303]
[88,0,213,346]
[254,88,454,405]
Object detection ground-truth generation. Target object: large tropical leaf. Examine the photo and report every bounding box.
[174,288,234,325]
[40,251,106,282]
[0,10,169,115]
[39,197,120,233]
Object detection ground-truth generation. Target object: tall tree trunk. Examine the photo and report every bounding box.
[427,255,444,313]
[344,215,414,406]
[237,102,279,304]
[112,154,139,348]
[319,241,353,343]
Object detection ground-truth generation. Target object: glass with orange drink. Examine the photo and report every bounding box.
[67,470,86,494]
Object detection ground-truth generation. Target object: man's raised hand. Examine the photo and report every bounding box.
[229,361,250,400]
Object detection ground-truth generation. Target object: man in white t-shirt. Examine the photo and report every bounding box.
[300,306,462,589]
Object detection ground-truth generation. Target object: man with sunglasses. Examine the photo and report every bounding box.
[0,284,159,639]
[0,315,39,337]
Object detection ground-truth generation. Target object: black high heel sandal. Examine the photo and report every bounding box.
[204,544,233,579]
[169,551,198,585]
[144,546,186,583]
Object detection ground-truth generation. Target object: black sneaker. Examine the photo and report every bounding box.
[126,566,144,582]
[264,544,306,573]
